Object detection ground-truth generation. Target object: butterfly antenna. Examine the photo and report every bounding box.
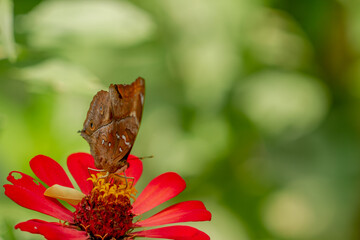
[138,155,154,160]
[126,155,154,160]
[77,128,85,134]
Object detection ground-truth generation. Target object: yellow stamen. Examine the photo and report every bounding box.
[88,173,137,202]
[80,224,90,231]
[95,233,108,240]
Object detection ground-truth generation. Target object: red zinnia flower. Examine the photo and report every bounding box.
[3,153,211,240]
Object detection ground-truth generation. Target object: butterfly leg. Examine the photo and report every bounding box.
[99,171,110,180]
[87,168,110,181]
[122,171,135,189]
[114,166,134,189]
[87,167,106,176]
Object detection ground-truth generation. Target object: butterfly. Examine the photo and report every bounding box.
[81,77,145,174]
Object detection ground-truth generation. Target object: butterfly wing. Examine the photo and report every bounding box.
[110,77,145,122]
[108,77,145,171]
[81,90,112,138]
[81,77,145,173]
[86,117,138,173]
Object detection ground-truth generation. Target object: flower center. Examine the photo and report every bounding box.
[74,174,137,240]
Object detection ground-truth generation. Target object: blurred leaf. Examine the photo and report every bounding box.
[243,8,313,70]
[262,181,334,239]
[0,0,16,61]
[18,59,102,94]
[235,70,330,140]
[0,219,15,240]
[22,0,155,49]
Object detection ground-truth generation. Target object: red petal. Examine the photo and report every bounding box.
[4,171,73,222]
[132,172,186,215]
[15,219,88,240]
[67,153,95,194]
[124,154,143,185]
[135,200,212,227]
[132,225,210,240]
[30,155,74,188]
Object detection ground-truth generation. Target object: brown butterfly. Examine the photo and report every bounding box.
[81,77,145,174]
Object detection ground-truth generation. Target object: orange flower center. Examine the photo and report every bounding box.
[74,174,137,240]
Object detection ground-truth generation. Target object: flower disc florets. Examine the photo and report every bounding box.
[74,174,137,240]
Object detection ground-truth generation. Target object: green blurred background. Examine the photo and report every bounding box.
[0,0,360,239]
